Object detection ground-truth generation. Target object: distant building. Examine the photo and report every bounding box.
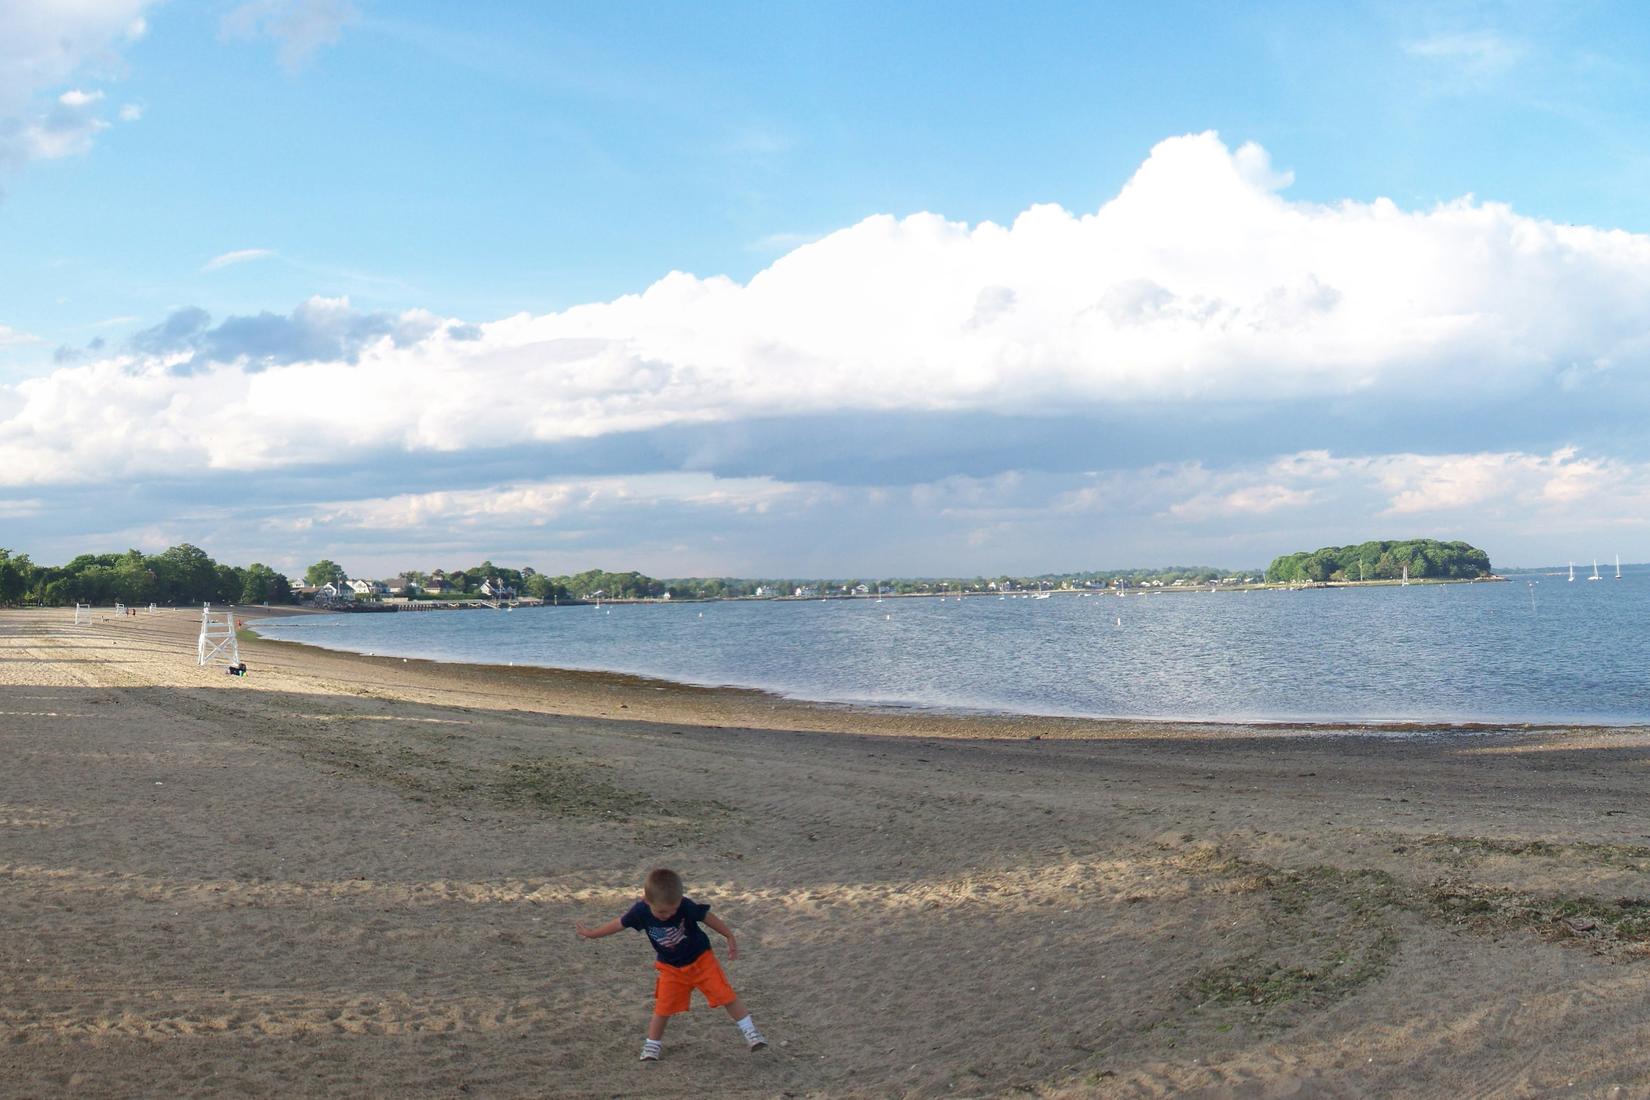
[349,579,386,597]
[479,578,516,598]
[384,576,417,595]
[316,581,354,601]
[423,577,453,594]
[794,586,819,598]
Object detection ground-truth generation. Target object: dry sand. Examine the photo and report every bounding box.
[4,606,1650,1099]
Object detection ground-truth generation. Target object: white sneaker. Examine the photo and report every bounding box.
[743,1026,767,1051]
[640,1039,661,1061]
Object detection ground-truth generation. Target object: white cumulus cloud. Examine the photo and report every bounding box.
[7,133,1650,490]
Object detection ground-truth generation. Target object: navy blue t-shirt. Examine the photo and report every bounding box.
[621,897,712,967]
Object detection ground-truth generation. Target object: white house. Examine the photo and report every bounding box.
[349,579,386,597]
[479,578,516,598]
[317,581,355,601]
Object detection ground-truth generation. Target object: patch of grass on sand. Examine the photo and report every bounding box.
[1427,880,1650,950]
[1186,862,1401,1016]
[1411,834,1650,870]
[278,725,691,822]
[485,758,658,818]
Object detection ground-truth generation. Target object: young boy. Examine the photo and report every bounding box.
[576,867,767,1061]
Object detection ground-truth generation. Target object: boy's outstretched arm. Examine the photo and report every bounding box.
[574,917,624,940]
[703,912,738,960]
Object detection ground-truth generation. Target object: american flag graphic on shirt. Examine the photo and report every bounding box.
[649,922,686,949]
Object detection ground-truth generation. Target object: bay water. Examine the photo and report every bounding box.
[254,574,1650,726]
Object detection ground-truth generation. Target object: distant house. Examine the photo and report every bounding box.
[384,576,417,595]
[423,577,453,594]
[794,586,819,598]
[317,581,354,601]
[754,585,780,597]
[479,578,516,598]
[349,579,386,597]
[853,583,870,595]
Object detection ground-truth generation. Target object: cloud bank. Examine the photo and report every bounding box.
[9,132,1650,570]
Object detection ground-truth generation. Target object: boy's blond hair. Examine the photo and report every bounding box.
[644,867,684,906]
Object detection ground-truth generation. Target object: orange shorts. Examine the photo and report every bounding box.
[653,950,737,1016]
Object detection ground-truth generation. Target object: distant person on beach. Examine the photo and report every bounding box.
[575,867,767,1061]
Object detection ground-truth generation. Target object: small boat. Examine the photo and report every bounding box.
[1589,560,1602,582]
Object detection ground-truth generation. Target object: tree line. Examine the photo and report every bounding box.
[7,541,1469,609]
[1265,539,1492,583]
[0,547,1276,608]
[325,562,1258,602]
[0,545,290,607]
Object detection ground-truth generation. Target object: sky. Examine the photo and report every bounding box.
[5,1,1650,578]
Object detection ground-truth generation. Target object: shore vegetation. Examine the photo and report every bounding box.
[1265,539,1491,584]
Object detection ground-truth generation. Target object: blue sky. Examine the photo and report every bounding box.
[5,1,1650,578]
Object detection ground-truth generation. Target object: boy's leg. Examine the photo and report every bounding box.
[647,1014,669,1041]
[722,998,766,1050]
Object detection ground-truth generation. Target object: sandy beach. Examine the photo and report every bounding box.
[5,606,1650,1098]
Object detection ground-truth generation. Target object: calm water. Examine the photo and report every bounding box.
[255,575,1650,725]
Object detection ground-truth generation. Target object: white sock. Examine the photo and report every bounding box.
[735,1014,757,1034]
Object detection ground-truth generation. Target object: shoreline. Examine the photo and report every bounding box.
[240,609,1650,739]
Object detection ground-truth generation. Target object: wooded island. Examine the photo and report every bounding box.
[1265,539,1492,583]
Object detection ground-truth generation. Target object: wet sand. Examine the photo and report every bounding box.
[4,606,1650,1098]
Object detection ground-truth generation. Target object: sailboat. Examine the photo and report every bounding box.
[1568,562,1575,583]
[1617,555,1623,580]
[1589,559,1602,582]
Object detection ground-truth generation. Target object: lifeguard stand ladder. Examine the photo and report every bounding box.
[73,604,91,625]
[197,604,240,668]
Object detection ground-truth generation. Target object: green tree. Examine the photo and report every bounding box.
[305,559,347,586]
[156,544,219,603]
[0,549,35,605]
[239,563,292,604]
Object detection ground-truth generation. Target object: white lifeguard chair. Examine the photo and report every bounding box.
[114,601,126,616]
[73,604,91,625]
[197,603,240,668]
